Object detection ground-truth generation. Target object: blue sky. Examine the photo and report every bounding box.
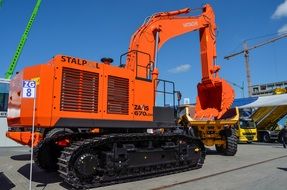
[1,0,287,102]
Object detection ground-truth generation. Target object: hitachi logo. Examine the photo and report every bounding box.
[183,21,198,27]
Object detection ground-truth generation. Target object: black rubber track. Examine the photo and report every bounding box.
[34,133,96,172]
[56,133,206,189]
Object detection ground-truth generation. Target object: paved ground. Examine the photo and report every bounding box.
[0,143,287,190]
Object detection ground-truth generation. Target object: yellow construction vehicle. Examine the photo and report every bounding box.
[236,117,257,143]
[178,105,239,155]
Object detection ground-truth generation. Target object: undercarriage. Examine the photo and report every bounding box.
[34,131,205,189]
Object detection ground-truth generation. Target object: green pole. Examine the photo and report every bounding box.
[5,0,42,79]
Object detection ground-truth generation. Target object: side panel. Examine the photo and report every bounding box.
[49,55,143,127]
[7,64,54,128]
[35,64,55,127]
[101,64,134,120]
[50,58,104,127]
[8,55,157,129]
[133,79,154,121]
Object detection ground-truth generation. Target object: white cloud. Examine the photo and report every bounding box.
[272,0,287,19]
[168,64,191,74]
[278,24,287,33]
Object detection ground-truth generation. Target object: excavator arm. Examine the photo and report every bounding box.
[125,4,234,119]
[126,5,218,80]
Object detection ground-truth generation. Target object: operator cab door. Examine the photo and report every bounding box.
[153,79,177,124]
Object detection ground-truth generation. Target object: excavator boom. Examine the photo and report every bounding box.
[125,4,234,118]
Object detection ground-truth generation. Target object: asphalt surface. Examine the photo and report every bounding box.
[0,142,287,190]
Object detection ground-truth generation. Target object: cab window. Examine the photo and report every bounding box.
[0,80,9,114]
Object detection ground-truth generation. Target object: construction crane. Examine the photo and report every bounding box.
[224,32,287,97]
[227,80,244,98]
[4,0,42,79]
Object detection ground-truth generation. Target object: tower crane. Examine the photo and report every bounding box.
[4,0,42,79]
[227,80,244,98]
[224,32,287,97]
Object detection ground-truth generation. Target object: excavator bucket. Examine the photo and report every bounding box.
[194,79,234,119]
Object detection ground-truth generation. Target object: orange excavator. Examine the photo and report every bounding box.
[6,4,235,188]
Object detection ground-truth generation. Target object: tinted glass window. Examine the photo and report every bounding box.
[0,81,9,112]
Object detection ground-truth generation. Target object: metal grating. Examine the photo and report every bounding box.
[107,76,129,115]
[60,67,99,113]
